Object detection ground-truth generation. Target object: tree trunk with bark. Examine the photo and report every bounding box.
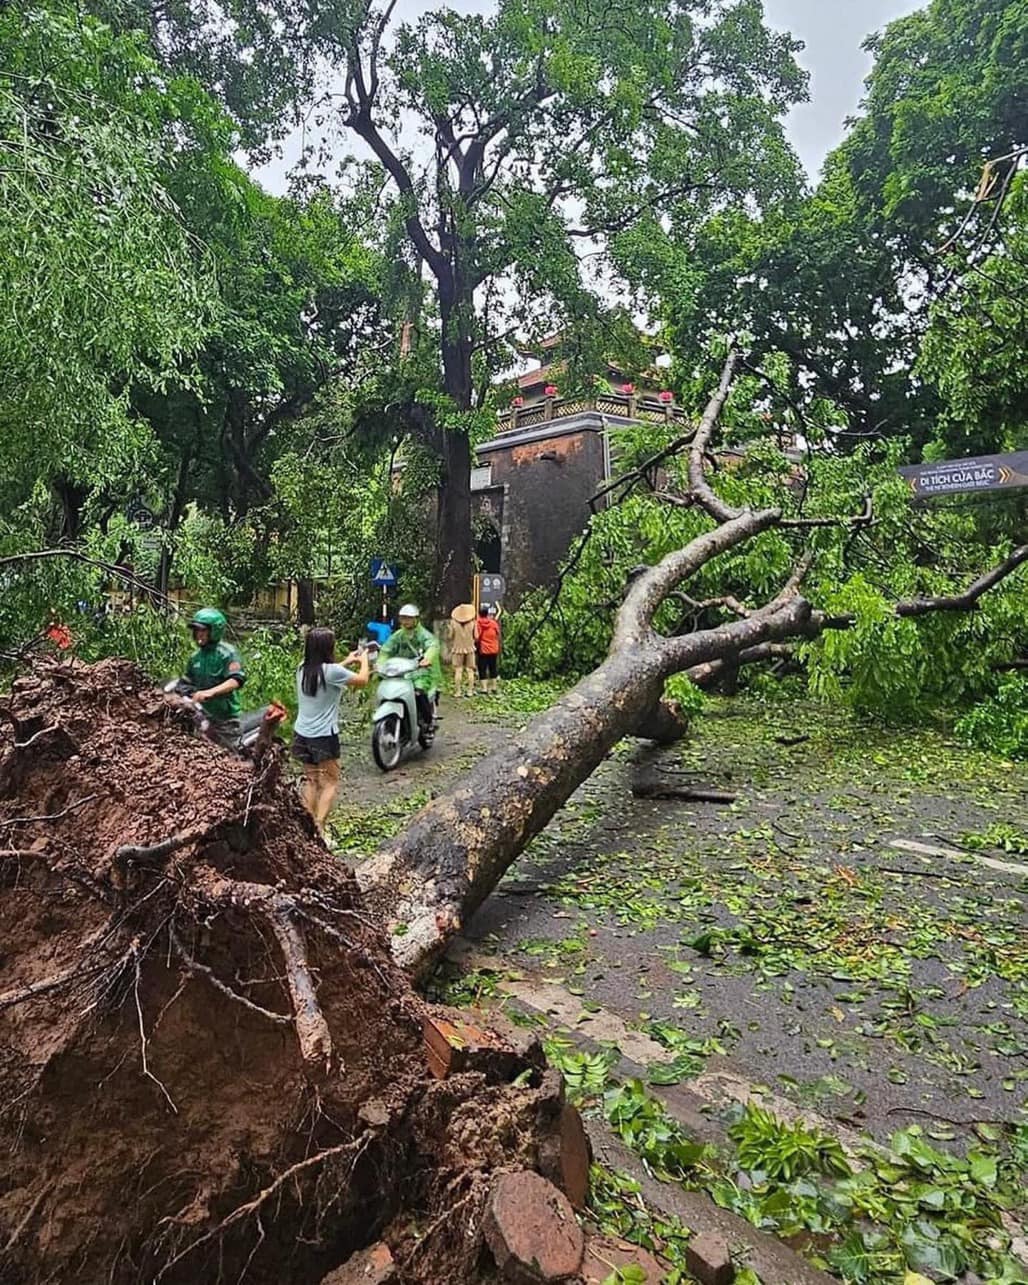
[434,420,473,618]
[156,448,194,600]
[296,577,316,625]
[433,297,475,617]
[51,478,88,542]
[360,501,818,974]
[359,648,666,968]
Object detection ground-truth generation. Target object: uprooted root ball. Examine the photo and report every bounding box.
[0,659,571,1284]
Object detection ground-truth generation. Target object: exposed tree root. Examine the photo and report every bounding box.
[156,1133,375,1279]
[168,929,292,1026]
[0,658,575,1284]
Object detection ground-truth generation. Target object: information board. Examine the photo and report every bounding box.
[898,451,1028,498]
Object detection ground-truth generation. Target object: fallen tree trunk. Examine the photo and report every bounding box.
[361,351,1028,978]
[359,648,667,967]
[360,530,817,975]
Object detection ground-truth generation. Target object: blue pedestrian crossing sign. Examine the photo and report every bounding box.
[370,558,399,587]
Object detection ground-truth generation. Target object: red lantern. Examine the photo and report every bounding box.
[658,390,674,404]
[511,396,524,407]
[543,384,558,396]
[621,382,635,394]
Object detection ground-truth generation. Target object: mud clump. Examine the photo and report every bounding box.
[0,659,579,1283]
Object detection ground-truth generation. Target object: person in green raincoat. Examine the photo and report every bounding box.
[376,603,441,728]
[185,607,246,748]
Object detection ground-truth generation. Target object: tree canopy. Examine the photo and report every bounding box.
[2,0,1028,752]
[0,3,218,521]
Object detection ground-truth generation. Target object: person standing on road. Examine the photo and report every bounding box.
[292,628,370,833]
[474,605,501,695]
[186,608,246,749]
[449,603,477,698]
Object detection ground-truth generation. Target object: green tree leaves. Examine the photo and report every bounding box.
[0,3,218,508]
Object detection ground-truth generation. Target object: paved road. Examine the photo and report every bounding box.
[335,690,1028,1151]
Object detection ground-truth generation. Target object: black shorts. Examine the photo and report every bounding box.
[291,732,340,765]
[477,653,498,679]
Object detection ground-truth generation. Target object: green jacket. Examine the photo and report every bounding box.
[379,623,441,694]
[186,640,245,722]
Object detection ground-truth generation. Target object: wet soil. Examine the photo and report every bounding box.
[0,663,565,1284]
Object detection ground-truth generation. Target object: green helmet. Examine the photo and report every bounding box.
[189,607,227,643]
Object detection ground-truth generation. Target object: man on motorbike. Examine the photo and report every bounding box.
[376,603,441,730]
[185,607,246,749]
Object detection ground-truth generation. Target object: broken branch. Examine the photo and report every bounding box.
[631,782,737,803]
[201,877,334,1072]
[688,351,744,523]
[894,545,1028,616]
[0,548,170,605]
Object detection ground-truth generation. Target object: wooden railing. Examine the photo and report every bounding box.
[496,391,686,433]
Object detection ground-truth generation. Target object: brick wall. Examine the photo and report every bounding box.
[477,424,607,604]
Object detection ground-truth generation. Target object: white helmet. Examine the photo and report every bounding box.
[398,603,420,619]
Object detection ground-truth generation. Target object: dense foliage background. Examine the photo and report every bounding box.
[2,0,1027,751]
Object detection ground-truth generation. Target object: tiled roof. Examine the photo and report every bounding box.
[517,362,562,389]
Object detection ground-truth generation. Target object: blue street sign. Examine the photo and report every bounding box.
[370,558,400,587]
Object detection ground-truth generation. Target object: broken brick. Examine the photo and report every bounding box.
[538,1103,592,1208]
[422,1011,541,1082]
[483,1170,585,1282]
[423,1013,505,1078]
[685,1231,735,1285]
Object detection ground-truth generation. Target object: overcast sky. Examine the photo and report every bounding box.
[255,0,925,192]
[764,0,922,179]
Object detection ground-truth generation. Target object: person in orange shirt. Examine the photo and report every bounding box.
[474,605,501,695]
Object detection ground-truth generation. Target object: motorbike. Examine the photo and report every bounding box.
[370,653,438,772]
[163,679,283,757]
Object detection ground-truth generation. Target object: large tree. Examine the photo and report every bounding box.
[331,0,807,610]
[359,352,1028,972]
[620,0,1028,451]
[98,0,809,612]
[0,1,219,541]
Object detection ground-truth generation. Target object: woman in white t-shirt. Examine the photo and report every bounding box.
[292,628,370,833]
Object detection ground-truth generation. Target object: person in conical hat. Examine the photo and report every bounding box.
[449,603,477,698]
